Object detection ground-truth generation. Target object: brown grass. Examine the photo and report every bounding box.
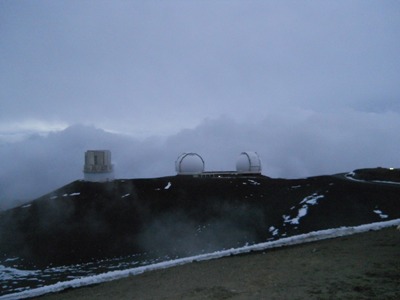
[39,227,400,300]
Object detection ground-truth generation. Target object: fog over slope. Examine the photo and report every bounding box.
[1,111,399,210]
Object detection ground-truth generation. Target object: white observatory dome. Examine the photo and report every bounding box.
[175,153,205,175]
[236,151,262,174]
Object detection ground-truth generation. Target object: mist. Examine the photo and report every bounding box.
[1,1,399,139]
[1,110,399,210]
[1,1,399,211]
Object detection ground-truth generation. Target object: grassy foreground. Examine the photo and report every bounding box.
[38,226,400,300]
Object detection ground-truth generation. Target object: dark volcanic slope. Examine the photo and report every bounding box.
[0,169,399,266]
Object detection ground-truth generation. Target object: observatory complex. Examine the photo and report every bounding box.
[82,150,261,181]
[83,150,114,182]
[175,151,262,177]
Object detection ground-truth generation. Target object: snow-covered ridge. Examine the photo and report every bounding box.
[2,219,399,300]
[344,172,400,185]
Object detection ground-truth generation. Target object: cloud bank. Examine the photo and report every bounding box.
[1,1,400,137]
[1,110,399,210]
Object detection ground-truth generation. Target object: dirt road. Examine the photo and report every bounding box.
[39,227,400,300]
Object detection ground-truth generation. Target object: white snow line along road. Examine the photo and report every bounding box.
[1,218,400,300]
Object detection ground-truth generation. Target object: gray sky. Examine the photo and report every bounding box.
[1,1,400,208]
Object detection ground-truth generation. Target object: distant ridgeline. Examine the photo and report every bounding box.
[0,167,399,267]
[351,167,400,183]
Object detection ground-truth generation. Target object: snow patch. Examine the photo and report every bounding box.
[121,194,130,199]
[164,182,172,190]
[344,172,365,183]
[300,194,324,206]
[0,266,40,281]
[4,258,19,263]
[373,210,389,219]
[62,193,80,197]
[268,226,279,236]
[21,204,31,209]
[372,180,400,185]
[284,194,325,225]
[2,219,399,300]
[247,180,260,186]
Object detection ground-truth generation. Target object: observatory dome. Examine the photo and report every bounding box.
[175,153,205,175]
[236,151,262,174]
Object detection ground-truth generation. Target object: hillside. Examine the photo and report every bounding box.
[0,168,399,268]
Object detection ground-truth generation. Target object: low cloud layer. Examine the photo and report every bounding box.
[1,110,399,210]
[1,2,399,138]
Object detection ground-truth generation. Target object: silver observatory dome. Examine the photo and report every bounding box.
[236,151,262,174]
[175,153,205,175]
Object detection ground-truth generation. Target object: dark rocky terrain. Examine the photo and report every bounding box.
[0,168,399,267]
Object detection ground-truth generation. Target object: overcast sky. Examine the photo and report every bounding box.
[1,1,400,208]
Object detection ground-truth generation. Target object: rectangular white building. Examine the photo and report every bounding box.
[83,150,114,181]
